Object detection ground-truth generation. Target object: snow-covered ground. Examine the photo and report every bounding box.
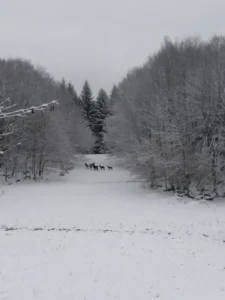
[0,154,225,300]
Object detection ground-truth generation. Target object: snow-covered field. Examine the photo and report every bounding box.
[0,155,225,300]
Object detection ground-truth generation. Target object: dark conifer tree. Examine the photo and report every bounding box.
[92,89,109,153]
[80,80,96,131]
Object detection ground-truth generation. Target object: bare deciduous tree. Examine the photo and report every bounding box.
[0,58,93,181]
[106,35,225,198]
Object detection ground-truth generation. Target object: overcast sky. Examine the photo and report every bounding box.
[0,0,225,95]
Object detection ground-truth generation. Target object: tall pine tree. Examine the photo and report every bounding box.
[67,82,80,106]
[109,84,118,115]
[80,80,96,131]
[110,85,118,104]
[92,89,109,154]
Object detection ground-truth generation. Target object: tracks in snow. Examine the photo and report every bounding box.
[1,225,225,244]
[0,225,166,235]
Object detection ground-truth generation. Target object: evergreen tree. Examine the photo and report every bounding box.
[60,78,67,91]
[67,82,75,95]
[80,80,95,130]
[67,82,80,106]
[92,89,109,153]
[109,84,118,115]
[110,85,118,104]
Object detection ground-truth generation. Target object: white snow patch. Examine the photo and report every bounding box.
[0,154,224,299]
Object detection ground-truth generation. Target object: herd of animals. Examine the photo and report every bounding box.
[84,162,113,171]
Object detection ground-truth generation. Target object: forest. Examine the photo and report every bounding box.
[106,35,225,198]
[1,35,225,198]
[0,59,95,180]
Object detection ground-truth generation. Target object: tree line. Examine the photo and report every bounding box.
[0,59,94,181]
[0,58,116,181]
[106,35,225,198]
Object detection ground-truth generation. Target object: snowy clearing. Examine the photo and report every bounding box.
[0,155,225,300]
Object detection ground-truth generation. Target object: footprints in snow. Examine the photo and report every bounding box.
[0,225,224,243]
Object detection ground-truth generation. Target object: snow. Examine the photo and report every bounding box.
[0,154,225,299]
[0,100,58,120]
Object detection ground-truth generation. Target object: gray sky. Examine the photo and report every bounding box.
[0,0,225,96]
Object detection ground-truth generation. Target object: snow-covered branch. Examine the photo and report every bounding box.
[0,99,58,119]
